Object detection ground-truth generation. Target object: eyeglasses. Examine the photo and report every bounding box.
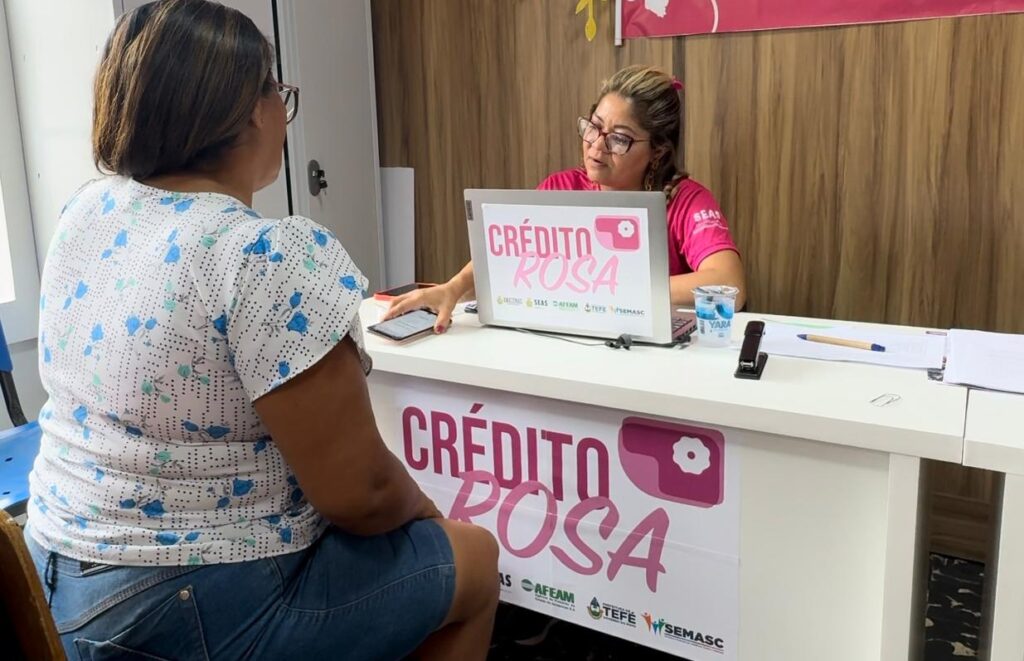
[577,117,649,155]
[276,82,300,124]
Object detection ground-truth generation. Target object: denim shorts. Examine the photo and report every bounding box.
[26,520,456,661]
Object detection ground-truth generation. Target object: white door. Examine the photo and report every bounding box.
[113,0,385,291]
[276,0,385,292]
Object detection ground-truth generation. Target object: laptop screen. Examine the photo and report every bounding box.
[476,201,657,339]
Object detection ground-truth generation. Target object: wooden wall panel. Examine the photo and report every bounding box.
[371,0,680,281]
[684,15,1024,332]
[370,1,1024,560]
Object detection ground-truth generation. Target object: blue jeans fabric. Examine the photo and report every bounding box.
[26,520,456,661]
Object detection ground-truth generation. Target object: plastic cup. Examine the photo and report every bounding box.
[692,286,739,348]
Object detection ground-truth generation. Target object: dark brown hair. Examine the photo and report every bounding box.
[93,0,274,179]
[592,65,688,199]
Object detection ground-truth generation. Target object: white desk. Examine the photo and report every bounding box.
[962,389,1024,661]
[361,301,967,660]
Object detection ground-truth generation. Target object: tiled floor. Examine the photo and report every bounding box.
[488,553,984,660]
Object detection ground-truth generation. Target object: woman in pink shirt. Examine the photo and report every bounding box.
[388,65,746,330]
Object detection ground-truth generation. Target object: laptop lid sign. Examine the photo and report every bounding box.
[481,203,655,338]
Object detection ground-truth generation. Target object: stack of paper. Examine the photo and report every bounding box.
[943,329,1024,394]
[760,322,947,370]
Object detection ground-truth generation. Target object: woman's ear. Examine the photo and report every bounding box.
[250,96,265,129]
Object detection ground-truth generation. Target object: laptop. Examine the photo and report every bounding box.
[464,189,695,346]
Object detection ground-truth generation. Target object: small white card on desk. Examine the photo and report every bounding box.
[943,329,1024,394]
[759,322,947,369]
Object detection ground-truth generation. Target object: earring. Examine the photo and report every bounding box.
[644,157,661,191]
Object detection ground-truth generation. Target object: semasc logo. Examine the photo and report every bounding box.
[520,578,575,611]
[642,612,725,654]
[587,597,637,628]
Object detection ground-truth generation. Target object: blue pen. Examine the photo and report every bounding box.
[797,333,886,352]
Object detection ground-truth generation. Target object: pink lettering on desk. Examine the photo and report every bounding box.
[400,401,729,593]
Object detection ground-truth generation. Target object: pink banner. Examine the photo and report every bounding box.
[621,0,1024,37]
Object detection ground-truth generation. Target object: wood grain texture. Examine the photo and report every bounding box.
[371,2,1024,558]
[371,0,679,281]
[684,15,1024,332]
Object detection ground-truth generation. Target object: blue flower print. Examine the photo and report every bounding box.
[278,361,290,378]
[243,226,274,256]
[101,229,129,260]
[164,228,181,263]
[287,475,304,505]
[71,405,91,439]
[125,315,157,346]
[119,498,137,509]
[254,437,270,454]
[221,205,261,219]
[126,316,141,336]
[206,425,230,439]
[84,323,105,359]
[160,195,194,214]
[279,528,293,544]
[340,275,359,291]
[155,532,180,546]
[62,280,89,310]
[269,252,284,262]
[182,420,232,440]
[100,190,115,215]
[312,229,329,247]
[212,312,229,336]
[232,478,254,497]
[184,532,201,542]
[289,291,302,309]
[286,312,309,335]
[141,500,166,518]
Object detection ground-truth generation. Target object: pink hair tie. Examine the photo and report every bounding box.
[671,78,684,91]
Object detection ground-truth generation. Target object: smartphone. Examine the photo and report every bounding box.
[367,309,439,342]
[372,283,436,302]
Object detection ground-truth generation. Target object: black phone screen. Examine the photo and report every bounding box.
[367,309,438,341]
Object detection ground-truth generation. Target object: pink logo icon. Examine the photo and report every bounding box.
[595,216,640,252]
[618,417,724,508]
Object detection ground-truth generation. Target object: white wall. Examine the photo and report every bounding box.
[1,1,116,428]
[5,0,115,268]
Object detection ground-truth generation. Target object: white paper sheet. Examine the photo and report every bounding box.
[760,322,946,370]
[943,329,1024,394]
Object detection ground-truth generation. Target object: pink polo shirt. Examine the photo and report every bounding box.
[537,167,739,275]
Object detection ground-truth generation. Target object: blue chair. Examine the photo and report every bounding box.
[0,319,42,517]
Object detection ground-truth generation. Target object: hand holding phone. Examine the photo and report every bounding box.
[367,309,439,343]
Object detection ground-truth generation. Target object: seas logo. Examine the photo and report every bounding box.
[587,597,603,620]
[642,612,725,653]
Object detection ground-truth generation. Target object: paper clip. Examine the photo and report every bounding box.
[870,393,901,407]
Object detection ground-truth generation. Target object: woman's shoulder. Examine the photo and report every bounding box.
[537,167,595,191]
[668,176,724,214]
[203,213,343,264]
